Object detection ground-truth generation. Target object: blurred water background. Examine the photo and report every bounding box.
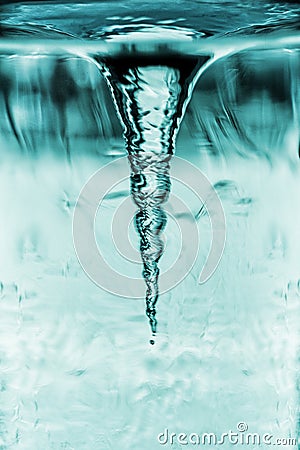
[0,1,299,449]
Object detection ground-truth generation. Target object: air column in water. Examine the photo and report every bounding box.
[101,52,205,342]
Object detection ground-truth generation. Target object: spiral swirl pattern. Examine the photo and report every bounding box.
[128,152,172,336]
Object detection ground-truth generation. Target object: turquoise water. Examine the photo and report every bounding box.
[0,2,300,449]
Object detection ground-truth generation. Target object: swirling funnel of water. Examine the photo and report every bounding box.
[99,26,209,342]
